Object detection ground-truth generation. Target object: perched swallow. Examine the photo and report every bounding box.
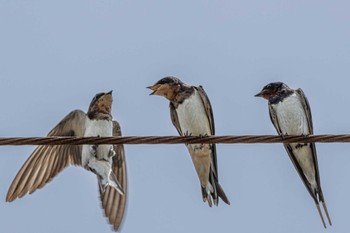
[6,91,127,232]
[255,82,331,228]
[148,77,230,207]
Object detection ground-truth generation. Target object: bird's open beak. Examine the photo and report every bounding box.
[147,84,161,95]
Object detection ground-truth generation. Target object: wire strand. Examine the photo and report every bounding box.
[0,134,349,146]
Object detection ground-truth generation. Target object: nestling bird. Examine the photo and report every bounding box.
[255,82,331,228]
[6,91,127,232]
[148,76,230,207]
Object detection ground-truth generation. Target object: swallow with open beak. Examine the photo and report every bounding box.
[6,91,127,231]
[255,82,331,228]
[148,76,230,207]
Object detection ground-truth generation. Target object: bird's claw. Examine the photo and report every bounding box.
[184,131,192,137]
[199,133,209,138]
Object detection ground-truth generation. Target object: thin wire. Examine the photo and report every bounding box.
[0,134,349,146]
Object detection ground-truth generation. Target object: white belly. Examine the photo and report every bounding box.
[82,119,113,165]
[274,94,309,135]
[176,91,211,136]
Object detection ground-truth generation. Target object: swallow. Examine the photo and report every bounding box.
[6,91,127,232]
[255,82,331,228]
[148,76,230,207]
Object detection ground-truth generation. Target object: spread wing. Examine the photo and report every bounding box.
[6,110,86,202]
[99,120,127,232]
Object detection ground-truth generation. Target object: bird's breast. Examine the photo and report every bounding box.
[84,119,113,137]
[176,91,211,136]
[273,94,309,135]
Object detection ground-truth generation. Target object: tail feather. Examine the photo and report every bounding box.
[313,189,331,228]
[322,201,332,226]
[316,203,327,228]
[201,175,230,207]
[209,167,230,206]
[215,183,230,205]
[318,190,332,226]
[201,187,213,207]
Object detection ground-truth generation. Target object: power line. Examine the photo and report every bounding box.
[0,134,350,146]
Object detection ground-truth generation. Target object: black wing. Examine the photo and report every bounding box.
[170,102,183,136]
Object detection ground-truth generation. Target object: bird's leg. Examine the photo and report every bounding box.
[184,131,192,137]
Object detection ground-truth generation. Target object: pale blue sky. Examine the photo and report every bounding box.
[1,0,350,232]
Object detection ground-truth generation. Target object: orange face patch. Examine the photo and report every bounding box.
[152,84,177,100]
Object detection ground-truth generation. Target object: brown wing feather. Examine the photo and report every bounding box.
[196,86,215,134]
[6,110,86,202]
[99,120,127,232]
[196,86,218,174]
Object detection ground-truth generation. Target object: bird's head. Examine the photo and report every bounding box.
[88,90,113,115]
[255,82,289,100]
[147,76,184,101]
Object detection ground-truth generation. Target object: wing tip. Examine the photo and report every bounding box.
[5,195,15,203]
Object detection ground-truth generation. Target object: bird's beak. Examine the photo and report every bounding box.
[106,90,113,95]
[254,91,263,97]
[147,84,160,95]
